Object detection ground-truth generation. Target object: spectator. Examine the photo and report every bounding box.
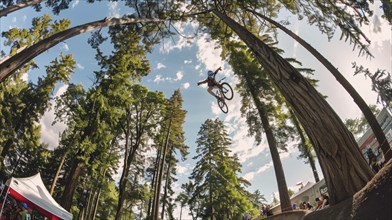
[260,205,265,216]
[306,202,313,210]
[315,197,323,210]
[321,194,329,209]
[17,203,31,220]
[299,202,306,210]
[266,205,273,216]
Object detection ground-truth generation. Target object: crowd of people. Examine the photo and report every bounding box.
[257,193,330,219]
[292,194,330,212]
[0,196,42,220]
[260,204,274,217]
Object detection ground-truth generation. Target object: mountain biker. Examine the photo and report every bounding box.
[197,67,224,102]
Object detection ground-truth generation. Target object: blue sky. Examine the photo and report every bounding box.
[1,0,391,218]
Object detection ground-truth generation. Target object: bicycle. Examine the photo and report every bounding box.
[215,77,233,113]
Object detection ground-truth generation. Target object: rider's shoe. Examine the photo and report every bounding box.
[215,95,225,103]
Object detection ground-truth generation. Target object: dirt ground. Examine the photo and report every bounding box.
[304,158,392,220]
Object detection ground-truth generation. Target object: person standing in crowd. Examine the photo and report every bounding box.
[306,202,313,210]
[17,203,31,220]
[321,194,330,209]
[315,197,323,210]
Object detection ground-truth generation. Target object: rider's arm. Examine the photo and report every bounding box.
[197,79,207,85]
[214,67,222,75]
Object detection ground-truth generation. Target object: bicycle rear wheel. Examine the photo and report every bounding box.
[218,99,228,113]
[221,82,233,100]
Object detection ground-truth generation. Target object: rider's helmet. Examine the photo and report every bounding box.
[207,70,214,77]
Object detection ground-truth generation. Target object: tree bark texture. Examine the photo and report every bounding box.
[0,17,162,82]
[115,130,134,220]
[290,110,320,182]
[60,160,84,210]
[0,0,43,17]
[153,116,173,220]
[249,9,391,161]
[245,73,292,212]
[92,187,101,220]
[214,10,374,205]
[50,153,67,195]
[147,146,161,220]
[161,150,173,220]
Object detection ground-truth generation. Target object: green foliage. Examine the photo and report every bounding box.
[344,104,381,139]
[353,63,392,112]
[188,119,257,219]
[0,53,75,178]
[2,14,70,55]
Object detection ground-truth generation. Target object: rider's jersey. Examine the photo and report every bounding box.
[207,76,216,86]
[207,75,217,87]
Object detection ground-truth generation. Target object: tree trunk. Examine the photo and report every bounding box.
[290,110,320,182]
[179,205,183,220]
[153,116,173,220]
[214,10,374,205]
[209,161,213,220]
[50,153,67,195]
[147,145,161,220]
[115,129,131,220]
[92,186,102,220]
[0,17,162,82]
[78,207,84,220]
[60,159,84,210]
[248,9,391,161]
[115,166,129,220]
[83,189,93,220]
[161,152,173,220]
[244,73,292,212]
[0,0,43,17]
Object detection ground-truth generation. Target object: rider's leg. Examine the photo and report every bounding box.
[215,85,225,102]
[207,87,218,98]
[218,87,225,102]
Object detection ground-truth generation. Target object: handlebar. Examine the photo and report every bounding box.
[218,77,226,83]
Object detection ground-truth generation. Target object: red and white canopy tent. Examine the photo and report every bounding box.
[0,173,72,220]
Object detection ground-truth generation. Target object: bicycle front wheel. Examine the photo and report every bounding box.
[221,82,233,100]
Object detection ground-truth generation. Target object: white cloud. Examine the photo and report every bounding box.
[12,17,16,23]
[60,43,69,51]
[71,0,80,8]
[196,33,223,70]
[177,164,190,175]
[184,59,192,64]
[243,161,273,182]
[153,71,184,84]
[39,85,69,150]
[157,63,166,69]
[243,172,256,181]
[256,161,273,173]
[55,85,68,97]
[182,82,190,89]
[153,74,164,83]
[23,15,27,22]
[159,21,198,53]
[160,36,194,53]
[293,20,300,58]
[175,71,183,81]
[107,1,120,18]
[76,63,85,70]
[21,72,28,82]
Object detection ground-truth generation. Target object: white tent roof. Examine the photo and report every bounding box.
[6,173,72,220]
